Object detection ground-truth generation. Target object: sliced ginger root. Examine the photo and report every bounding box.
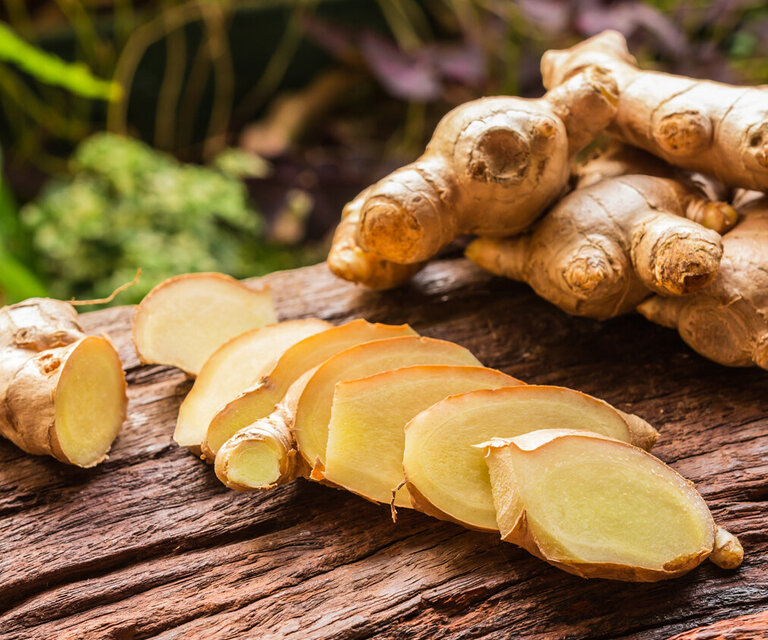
[133,273,277,376]
[402,385,657,531]
[214,336,480,490]
[215,369,315,490]
[202,319,416,460]
[483,430,743,581]
[174,318,330,453]
[638,192,768,369]
[542,30,768,192]
[295,336,481,475]
[467,173,729,319]
[0,298,127,467]
[328,65,618,286]
[323,365,523,507]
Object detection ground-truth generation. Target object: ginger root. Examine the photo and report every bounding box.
[133,273,277,376]
[466,173,730,319]
[214,369,314,491]
[328,65,618,284]
[403,385,657,531]
[638,192,768,369]
[0,298,127,467]
[484,430,743,581]
[213,336,480,490]
[542,30,768,192]
[327,190,425,290]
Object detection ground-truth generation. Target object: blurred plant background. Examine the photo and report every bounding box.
[0,0,766,303]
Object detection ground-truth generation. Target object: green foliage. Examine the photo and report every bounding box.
[0,147,47,303]
[21,133,317,304]
[0,22,120,101]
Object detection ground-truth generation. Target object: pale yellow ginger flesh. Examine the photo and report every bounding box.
[402,385,657,531]
[202,319,416,459]
[54,337,128,467]
[214,369,315,491]
[174,319,329,452]
[542,30,768,192]
[0,298,127,467]
[638,192,768,370]
[323,365,523,507]
[294,336,481,472]
[484,430,742,581]
[133,273,277,376]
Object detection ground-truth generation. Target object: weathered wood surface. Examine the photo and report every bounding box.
[0,259,766,640]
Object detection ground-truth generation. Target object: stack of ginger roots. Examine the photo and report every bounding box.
[0,31,757,585]
[328,30,768,372]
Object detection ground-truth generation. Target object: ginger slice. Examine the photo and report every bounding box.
[174,319,329,453]
[294,336,481,473]
[402,385,658,531]
[202,319,416,459]
[483,430,742,581]
[133,273,277,376]
[324,365,523,507]
[0,298,127,467]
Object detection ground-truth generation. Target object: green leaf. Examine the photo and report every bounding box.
[0,245,47,302]
[0,23,121,101]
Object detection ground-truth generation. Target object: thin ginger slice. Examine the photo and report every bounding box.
[133,273,277,376]
[294,336,481,473]
[483,429,743,581]
[402,385,658,531]
[202,319,416,459]
[323,365,523,507]
[174,319,329,453]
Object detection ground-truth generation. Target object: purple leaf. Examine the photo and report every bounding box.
[433,42,487,87]
[517,0,571,34]
[359,31,442,101]
[576,1,688,58]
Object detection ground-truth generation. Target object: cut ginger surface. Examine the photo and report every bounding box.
[483,430,741,581]
[174,318,329,452]
[202,319,416,459]
[293,336,481,472]
[133,273,277,376]
[403,385,658,531]
[324,365,522,507]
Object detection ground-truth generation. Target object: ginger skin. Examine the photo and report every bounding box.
[542,30,768,191]
[466,174,729,319]
[328,66,618,285]
[0,298,127,467]
[327,188,424,290]
[638,192,768,369]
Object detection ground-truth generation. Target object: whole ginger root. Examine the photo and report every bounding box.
[0,298,127,467]
[542,30,768,192]
[638,192,768,369]
[466,173,730,319]
[328,65,618,286]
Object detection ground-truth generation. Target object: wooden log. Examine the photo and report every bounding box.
[0,259,766,640]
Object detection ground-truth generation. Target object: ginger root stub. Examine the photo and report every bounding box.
[0,298,127,467]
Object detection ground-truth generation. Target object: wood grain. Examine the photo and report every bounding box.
[1,259,766,640]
